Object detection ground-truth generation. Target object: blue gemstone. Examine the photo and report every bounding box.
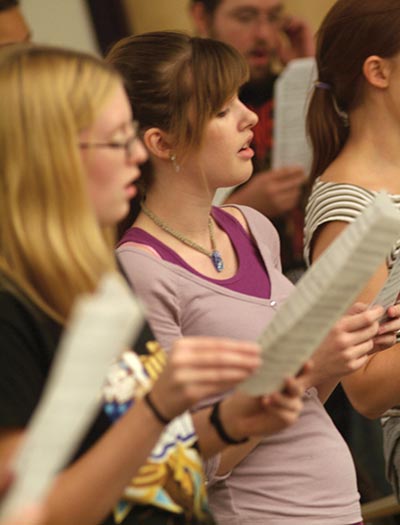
[211,250,224,272]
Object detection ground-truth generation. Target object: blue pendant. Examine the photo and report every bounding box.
[211,250,224,272]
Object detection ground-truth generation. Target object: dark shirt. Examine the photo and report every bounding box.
[0,284,214,525]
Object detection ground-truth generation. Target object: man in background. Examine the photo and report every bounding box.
[190,0,314,281]
[0,0,30,46]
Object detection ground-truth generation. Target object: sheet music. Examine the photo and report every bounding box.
[371,254,400,312]
[272,57,317,173]
[0,274,144,522]
[240,192,400,396]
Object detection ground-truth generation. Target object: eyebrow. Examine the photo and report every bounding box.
[230,4,284,16]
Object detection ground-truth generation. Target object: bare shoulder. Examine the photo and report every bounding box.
[311,220,349,263]
[221,206,250,234]
[320,155,396,192]
[319,159,359,185]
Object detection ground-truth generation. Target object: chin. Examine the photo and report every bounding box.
[102,205,129,228]
[235,169,253,187]
[243,170,253,184]
[116,207,130,225]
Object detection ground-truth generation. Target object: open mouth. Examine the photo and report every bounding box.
[238,133,254,153]
[237,142,254,160]
[239,142,250,152]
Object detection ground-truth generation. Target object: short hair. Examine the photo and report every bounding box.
[0,0,19,12]
[0,44,121,322]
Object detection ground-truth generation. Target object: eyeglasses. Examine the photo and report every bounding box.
[229,7,285,28]
[79,120,140,161]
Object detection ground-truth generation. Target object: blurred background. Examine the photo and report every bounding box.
[20,0,336,56]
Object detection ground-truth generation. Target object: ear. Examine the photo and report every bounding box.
[143,128,172,160]
[363,55,391,89]
[190,2,212,37]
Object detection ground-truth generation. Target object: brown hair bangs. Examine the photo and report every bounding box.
[107,31,248,157]
[181,36,249,153]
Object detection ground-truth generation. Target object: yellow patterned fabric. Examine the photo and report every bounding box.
[102,340,213,525]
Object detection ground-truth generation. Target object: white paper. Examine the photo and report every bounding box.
[371,253,400,313]
[240,192,400,396]
[272,57,317,173]
[212,186,237,206]
[0,274,144,522]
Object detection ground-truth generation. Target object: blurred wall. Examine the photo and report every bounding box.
[21,0,99,54]
[284,0,334,31]
[123,0,193,34]
[123,0,335,35]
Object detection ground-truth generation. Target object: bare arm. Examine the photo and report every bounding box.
[0,407,164,525]
[311,220,400,417]
[42,398,165,525]
[0,337,261,525]
[193,374,309,475]
[306,302,383,403]
[154,338,308,475]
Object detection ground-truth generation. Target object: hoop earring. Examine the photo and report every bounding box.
[170,152,180,173]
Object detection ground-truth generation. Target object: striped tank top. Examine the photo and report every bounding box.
[304,178,400,268]
[304,178,400,424]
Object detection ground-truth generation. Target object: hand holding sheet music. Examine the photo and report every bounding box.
[240,192,400,396]
[371,254,400,313]
[0,274,144,523]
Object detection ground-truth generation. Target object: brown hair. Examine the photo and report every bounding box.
[307,0,400,182]
[106,31,248,159]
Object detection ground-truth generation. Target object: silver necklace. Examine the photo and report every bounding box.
[140,201,224,272]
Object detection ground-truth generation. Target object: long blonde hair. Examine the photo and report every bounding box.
[0,45,122,323]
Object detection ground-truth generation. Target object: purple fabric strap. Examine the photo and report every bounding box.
[118,206,271,299]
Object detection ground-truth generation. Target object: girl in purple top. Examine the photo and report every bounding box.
[107,32,400,525]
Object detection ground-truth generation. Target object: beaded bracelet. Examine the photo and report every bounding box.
[143,392,171,425]
[209,400,249,445]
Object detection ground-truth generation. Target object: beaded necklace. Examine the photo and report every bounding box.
[140,201,224,272]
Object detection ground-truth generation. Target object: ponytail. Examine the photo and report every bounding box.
[306,0,400,183]
[307,86,349,183]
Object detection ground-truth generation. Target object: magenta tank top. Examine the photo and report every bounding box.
[118,206,271,299]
